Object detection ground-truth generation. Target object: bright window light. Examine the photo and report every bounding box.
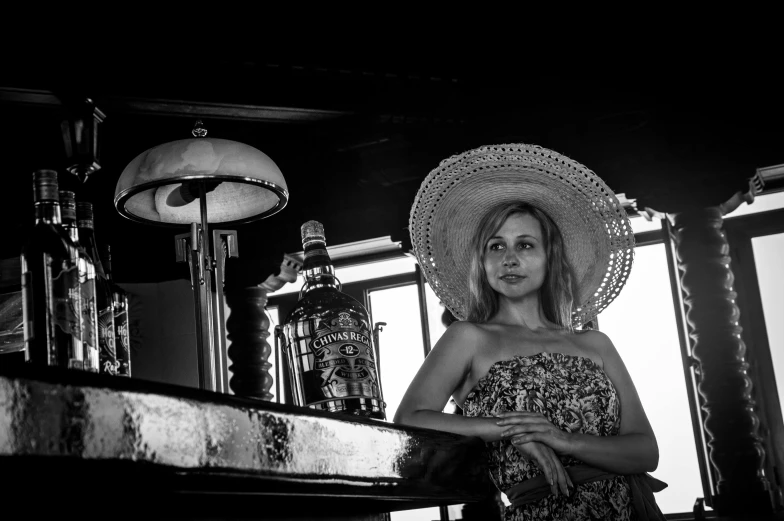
[265,305,283,404]
[266,256,417,296]
[423,282,449,350]
[598,243,703,514]
[368,284,442,521]
[630,215,663,234]
[725,191,784,219]
[752,233,784,419]
[368,284,425,423]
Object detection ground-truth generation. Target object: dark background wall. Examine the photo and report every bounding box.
[2,49,782,291]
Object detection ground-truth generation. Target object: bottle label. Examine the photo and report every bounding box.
[81,277,99,371]
[22,254,65,366]
[114,308,131,376]
[306,311,379,401]
[51,261,81,339]
[21,268,36,343]
[81,278,96,349]
[98,305,117,374]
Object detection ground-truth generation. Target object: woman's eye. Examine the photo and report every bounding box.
[488,243,504,251]
[518,242,533,250]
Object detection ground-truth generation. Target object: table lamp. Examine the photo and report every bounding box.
[114,121,289,392]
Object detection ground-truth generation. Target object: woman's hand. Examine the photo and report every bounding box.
[512,440,573,497]
[496,411,574,455]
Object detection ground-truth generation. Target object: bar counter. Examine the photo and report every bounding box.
[0,366,495,520]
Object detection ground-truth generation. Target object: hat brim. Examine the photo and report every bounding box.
[409,144,634,327]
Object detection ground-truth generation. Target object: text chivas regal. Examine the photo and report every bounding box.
[282,221,386,420]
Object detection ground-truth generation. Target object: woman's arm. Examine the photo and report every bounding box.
[496,331,659,475]
[395,321,575,496]
[393,321,503,441]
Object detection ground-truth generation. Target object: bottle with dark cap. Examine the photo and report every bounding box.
[76,201,117,375]
[60,190,98,372]
[281,220,386,420]
[20,170,81,368]
[102,244,131,377]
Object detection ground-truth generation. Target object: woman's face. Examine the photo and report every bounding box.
[483,213,547,302]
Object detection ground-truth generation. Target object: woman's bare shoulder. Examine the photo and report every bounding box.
[574,328,613,345]
[433,321,492,355]
[445,320,488,335]
[570,329,615,367]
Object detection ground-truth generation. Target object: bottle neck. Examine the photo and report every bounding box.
[61,204,80,245]
[78,224,105,277]
[35,201,62,225]
[301,239,337,292]
[103,253,114,283]
[63,221,81,245]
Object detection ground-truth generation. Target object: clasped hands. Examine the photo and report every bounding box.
[495,411,574,498]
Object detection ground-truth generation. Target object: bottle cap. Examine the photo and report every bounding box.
[59,191,77,222]
[76,201,94,220]
[59,190,76,208]
[301,220,325,244]
[33,170,59,202]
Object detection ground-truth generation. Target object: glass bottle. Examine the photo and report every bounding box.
[282,221,386,420]
[103,244,131,377]
[76,201,117,375]
[60,191,98,372]
[20,170,81,368]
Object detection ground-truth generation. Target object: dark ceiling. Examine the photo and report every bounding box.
[2,52,783,288]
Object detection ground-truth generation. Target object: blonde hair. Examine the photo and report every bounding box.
[465,203,576,330]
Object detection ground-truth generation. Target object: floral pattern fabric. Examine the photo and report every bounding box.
[463,352,635,520]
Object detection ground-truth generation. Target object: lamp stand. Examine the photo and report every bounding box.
[174,181,238,393]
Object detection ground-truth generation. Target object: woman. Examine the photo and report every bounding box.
[396,144,665,520]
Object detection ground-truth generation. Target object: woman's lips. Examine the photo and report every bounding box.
[500,274,525,282]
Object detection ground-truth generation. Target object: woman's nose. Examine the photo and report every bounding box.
[502,252,519,266]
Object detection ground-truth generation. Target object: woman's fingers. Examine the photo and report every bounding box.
[500,423,552,438]
[531,444,558,497]
[542,444,571,497]
[504,427,572,456]
[512,440,563,497]
[548,448,571,496]
[511,440,552,491]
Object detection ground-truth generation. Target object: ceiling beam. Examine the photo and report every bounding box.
[0,87,353,123]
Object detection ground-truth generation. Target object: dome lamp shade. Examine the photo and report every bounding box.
[114,137,288,226]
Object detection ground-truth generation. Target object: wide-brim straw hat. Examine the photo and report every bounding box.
[409,143,635,328]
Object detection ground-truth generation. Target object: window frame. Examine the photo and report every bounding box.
[660,220,717,506]
[724,208,784,500]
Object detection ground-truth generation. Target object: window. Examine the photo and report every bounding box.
[597,239,703,513]
[724,193,784,505]
[753,233,784,409]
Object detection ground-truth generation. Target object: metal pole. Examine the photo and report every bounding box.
[212,229,238,394]
[194,181,217,391]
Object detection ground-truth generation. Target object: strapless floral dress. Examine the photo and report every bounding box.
[463,352,635,520]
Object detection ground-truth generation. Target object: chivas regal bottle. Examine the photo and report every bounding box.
[20,170,82,368]
[282,221,386,420]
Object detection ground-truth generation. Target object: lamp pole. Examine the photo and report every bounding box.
[175,181,217,392]
[174,180,239,393]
